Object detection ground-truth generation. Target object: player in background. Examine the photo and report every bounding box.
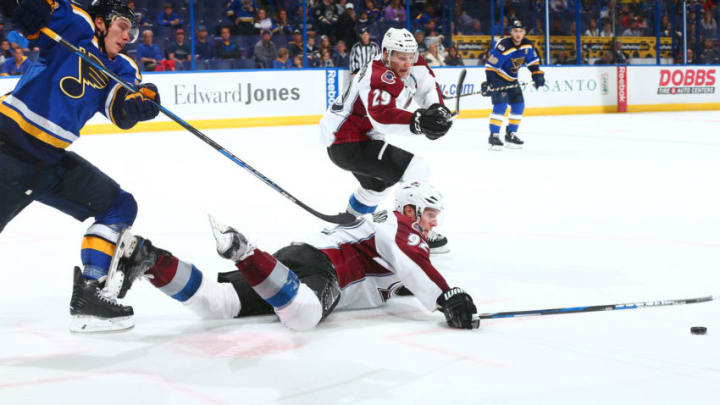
[320,27,453,253]
[0,0,161,332]
[106,182,478,331]
[484,18,545,149]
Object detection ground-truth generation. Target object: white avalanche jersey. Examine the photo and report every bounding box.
[303,211,450,312]
[319,55,444,146]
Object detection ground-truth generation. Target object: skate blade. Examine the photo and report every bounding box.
[105,229,136,299]
[488,145,504,151]
[504,143,523,149]
[69,315,135,333]
[430,246,450,255]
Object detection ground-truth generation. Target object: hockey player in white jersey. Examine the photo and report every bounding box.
[108,182,478,330]
[320,27,453,253]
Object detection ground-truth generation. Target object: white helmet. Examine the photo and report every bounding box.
[394,181,444,219]
[381,27,419,65]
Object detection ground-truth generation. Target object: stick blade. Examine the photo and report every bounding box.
[453,69,467,116]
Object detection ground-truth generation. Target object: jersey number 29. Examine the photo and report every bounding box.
[371,89,391,107]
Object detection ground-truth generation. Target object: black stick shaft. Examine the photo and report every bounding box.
[477,295,716,320]
[41,28,356,225]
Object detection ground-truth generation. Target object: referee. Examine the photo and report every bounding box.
[349,27,380,74]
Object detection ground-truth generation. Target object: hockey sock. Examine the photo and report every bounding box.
[81,190,137,280]
[235,249,300,309]
[489,102,507,134]
[147,255,203,302]
[508,102,525,133]
[347,187,388,216]
[235,249,322,330]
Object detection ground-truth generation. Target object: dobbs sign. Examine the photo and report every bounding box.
[657,68,716,95]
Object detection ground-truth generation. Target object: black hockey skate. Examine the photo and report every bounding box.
[107,230,172,299]
[427,230,450,254]
[504,129,524,149]
[69,266,134,333]
[488,133,504,151]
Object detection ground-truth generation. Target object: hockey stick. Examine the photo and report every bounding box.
[441,81,529,100]
[40,28,356,225]
[450,68,466,117]
[475,294,716,321]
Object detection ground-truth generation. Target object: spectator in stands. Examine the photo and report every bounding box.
[584,18,600,36]
[415,4,436,31]
[333,40,349,67]
[292,55,304,68]
[195,25,215,61]
[0,46,30,76]
[288,29,303,59]
[600,20,613,37]
[319,35,332,55]
[0,39,11,65]
[414,29,428,53]
[273,47,293,68]
[700,38,719,64]
[466,19,483,35]
[167,28,191,70]
[456,10,474,33]
[594,50,614,65]
[7,29,30,52]
[313,0,339,39]
[621,18,643,37]
[363,0,382,24]
[0,19,5,43]
[337,3,357,47]
[137,29,164,71]
[445,45,464,66]
[550,0,569,13]
[549,19,565,35]
[254,30,279,68]
[701,10,718,39]
[216,26,242,60]
[273,9,294,37]
[127,0,150,28]
[306,35,323,67]
[528,18,543,35]
[612,39,628,64]
[686,48,696,64]
[254,8,273,34]
[226,0,256,35]
[356,10,370,34]
[384,0,406,24]
[424,43,445,66]
[553,50,572,65]
[321,49,334,67]
[157,2,182,29]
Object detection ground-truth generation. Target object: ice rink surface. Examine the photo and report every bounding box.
[1,111,719,404]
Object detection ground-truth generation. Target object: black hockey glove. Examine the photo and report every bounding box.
[123,83,161,123]
[410,103,453,140]
[532,71,545,89]
[480,81,496,97]
[437,287,477,329]
[13,0,53,36]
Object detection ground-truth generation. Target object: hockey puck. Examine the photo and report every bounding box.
[690,326,707,335]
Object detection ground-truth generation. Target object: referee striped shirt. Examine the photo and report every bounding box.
[349,41,380,74]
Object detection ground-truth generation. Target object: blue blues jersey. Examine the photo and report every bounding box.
[485,37,541,82]
[0,0,141,163]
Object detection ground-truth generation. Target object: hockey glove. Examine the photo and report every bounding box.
[437,287,477,329]
[208,214,254,263]
[480,81,495,97]
[13,0,53,37]
[122,83,160,123]
[411,104,453,140]
[532,71,545,89]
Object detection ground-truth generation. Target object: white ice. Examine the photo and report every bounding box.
[1,111,719,404]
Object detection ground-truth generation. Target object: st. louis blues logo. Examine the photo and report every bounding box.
[381,70,396,85]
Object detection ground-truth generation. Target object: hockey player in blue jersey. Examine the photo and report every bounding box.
[483,18,545,149]
[0,0,161,332]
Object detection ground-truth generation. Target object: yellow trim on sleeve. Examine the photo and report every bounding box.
[0,99,71,149]
[81,236,115,256]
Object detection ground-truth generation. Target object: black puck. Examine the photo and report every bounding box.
[690,326,707,335]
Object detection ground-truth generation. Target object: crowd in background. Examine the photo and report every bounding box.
[0,0,717,76]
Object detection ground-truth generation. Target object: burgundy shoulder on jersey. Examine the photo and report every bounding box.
[392,212,450,291]
[369,59,404,97]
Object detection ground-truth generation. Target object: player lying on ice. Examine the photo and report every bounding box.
[107,182,478,330]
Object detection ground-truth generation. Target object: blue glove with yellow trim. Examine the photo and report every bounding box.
[123,83,160,123]
[13,0,53,36]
